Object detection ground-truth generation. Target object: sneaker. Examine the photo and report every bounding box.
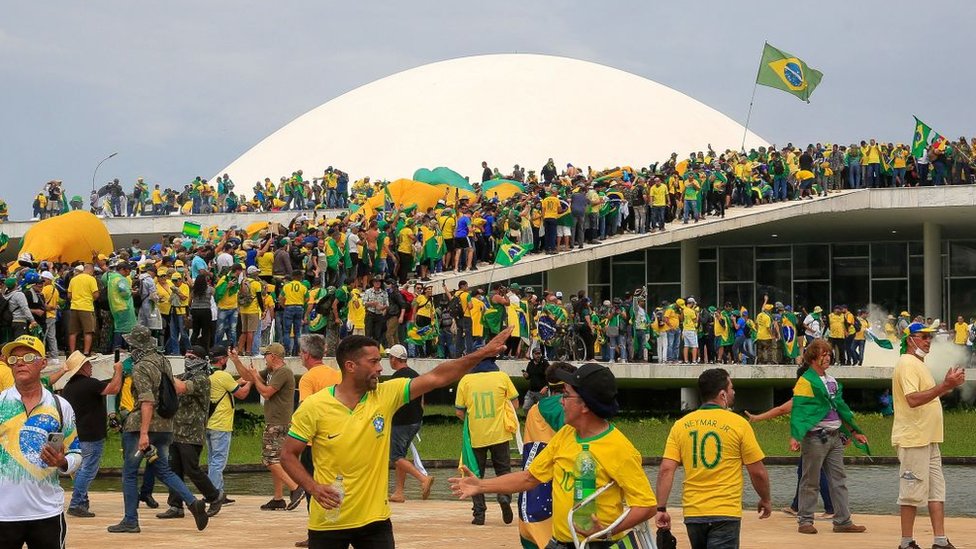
[287,488,306,511]
[260,498,287,511]
[107,522,141,534]
[500,501,514,524]
[139,493,160,509]
[832,523,866,533]
[156,506,184,519]
[67,506,96,518]
[471,515,485,526]
[797,523,817,534]
[221,495,235,505]
[188,499,209,531]
[207,492,224,517]
[932,541,957,549]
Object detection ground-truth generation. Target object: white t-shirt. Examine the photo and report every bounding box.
[803,314,823,338]
[346,232,361,255]
[0,387,82,521]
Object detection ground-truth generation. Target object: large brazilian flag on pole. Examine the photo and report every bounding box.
[756,42,823,103]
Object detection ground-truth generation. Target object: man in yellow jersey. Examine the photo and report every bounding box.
[280,271,309,356]
[282,327,511,549]
[655,368,771,549]
[451,363,655,548]
[67,263,100,355]
[237,266,264,356]
[206,346,251,503]
[39,271,60,358]
[827,305,847,365]
[455,355,519,525]
[755,303,776,365]
[541,190,562,254]
[649,177,668,232]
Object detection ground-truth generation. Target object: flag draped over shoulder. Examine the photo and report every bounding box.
[911,116,947,158]
[781,312,800,359]
[756,42,823,102]
[459,415,481,477]
[790,368,870,455]
[495,237,528,266]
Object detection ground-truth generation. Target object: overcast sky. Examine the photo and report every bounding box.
[2,1,973,218]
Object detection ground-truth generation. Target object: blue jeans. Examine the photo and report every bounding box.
[667,330,680,361]
[216,308,238,347]
[543,218,558,252]
[773,175,787,200]
[650,205,666,230]
[121,431,195,525]
[866,163,880,188]
[848,165,862,188]
[167,313,188,355]
[205,429,232,492]
[70,439,105,509]
[682,199,699,222]
[458,317,473,354]
[282,305,305,355]
[686,519,741,549]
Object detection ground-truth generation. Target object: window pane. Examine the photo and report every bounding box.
[793,281,830,312]
[871,243,907,279]
[510,273,543,289]
[833,244,869,257]
[647,248,681,283]
[616,250,645,262]
[950,242,976,277]
[587,285,611,305]
[720,282,755,312]
[832,257,869,309]
[612,263,645,298]
[909,256,924,317]
[950,278,976,321]
[756,260,792,306]
[646,284,681,309]
[909,241,923,256]
[719,247,754,282]
[872,279,908,317]
[700,247,717,260]
[793,244,829,279]
[588,258,611,284]
[699,261,717,308]
[756,246,791,260]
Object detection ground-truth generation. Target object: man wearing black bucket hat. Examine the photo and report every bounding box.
[450,363,655,548]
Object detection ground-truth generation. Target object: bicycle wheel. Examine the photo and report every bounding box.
[569,335,588,362]
[554,338,572,361]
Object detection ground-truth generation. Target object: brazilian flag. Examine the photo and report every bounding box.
[483,303,505,335]
[326,239,340,270]
[0,233,7,254]
[495,237,528,267]
[791,368,870,455]
[459,416,481,477]
[781,312,799,360]
[756,42,823,103]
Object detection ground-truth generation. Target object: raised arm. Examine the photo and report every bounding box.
[409,327,511,400]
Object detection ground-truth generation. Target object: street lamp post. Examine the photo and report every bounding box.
[91,152,118,193]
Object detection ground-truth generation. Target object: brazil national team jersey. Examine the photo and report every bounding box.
[528,424,655,544]
[0,387,81,521]
[663,404,764,518]
[454,371,518,448]
[282,280,309,306]
[288,378,410,531]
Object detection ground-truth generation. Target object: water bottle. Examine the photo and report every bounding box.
[322,475,344,523]
[573,444,598,531]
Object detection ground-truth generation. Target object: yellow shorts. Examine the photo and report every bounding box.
[896,444,945,506]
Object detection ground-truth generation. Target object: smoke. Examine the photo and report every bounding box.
[925,325,975,402]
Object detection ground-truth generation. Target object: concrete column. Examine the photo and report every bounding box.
[681,239,700,298]
[680,387,700,411]
[923,222,942,319]
[547,261,588,300]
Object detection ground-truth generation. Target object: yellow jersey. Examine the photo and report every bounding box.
[239,279,263,315]
[756,311,773,341]
[455,371,518,448]
[528,424,655,544]
[663,405,765,518]
[397,227,415,255]
[257,252,274,277]
[67,273,99,312]
[287,378,411,531]
[298,365,342,402]
[0,362,13,391]
[650,184,668,206]
[469,297,486,337]
[954,322,970,345]
[216,276,239,310]
[282,280,309,307]
[541,196,561,219]
[207,370,240,432]
[41,284,59,319]
[827,312,846,339]
[348,290,365,329]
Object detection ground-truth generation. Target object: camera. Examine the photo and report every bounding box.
[134,444,159,464]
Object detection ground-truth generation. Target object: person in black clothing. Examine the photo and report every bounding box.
[60,351,124,517]
[521,347,549,411]
[481,161,492,183]
[387,345,435,503]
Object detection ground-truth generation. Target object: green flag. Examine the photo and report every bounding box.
[866,330,894,350]
[756,42,823,102]
[0,233,7,254]
[459,416,481,477]
[911,116,948,158]
[182,221,201,238]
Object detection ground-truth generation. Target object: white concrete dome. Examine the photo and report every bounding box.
[217,54,767,184]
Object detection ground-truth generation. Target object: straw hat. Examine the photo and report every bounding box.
[60,351,91,385]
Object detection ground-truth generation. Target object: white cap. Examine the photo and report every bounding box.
[40,271,54,281]
[74,264,84,272]
[555,291,563,298]
[388,344,408,360]
[246,265,259,274]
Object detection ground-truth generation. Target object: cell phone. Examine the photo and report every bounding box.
[46,432,64,447]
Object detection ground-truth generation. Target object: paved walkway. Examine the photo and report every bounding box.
[68,493,971,548]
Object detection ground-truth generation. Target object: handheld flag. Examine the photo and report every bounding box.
[495,237,528,266]
[182,221,201,238]
[911,116,948,158]
[459,416,482,477]
[756,42,823,102]
[866,330,895,350]
[781,312,800,359]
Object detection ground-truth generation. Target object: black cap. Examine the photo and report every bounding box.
[188,345,209,359]
[209,345,228,358]
[553,363,619,418]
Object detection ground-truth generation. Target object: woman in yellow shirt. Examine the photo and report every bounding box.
[348,287,365,335]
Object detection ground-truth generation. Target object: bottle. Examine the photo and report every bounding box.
[573,444,598,532]
[322,475,344,523]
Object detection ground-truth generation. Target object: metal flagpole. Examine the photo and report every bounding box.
[740,42,767,152]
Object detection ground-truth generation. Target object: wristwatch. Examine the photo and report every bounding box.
[656,506,667,512]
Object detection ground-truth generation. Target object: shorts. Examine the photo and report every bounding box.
[896,443,945,506]
[69,309,96,335]
[389,422,422,461]
[556,225,571,238]
[241,313,260,333]
[454,237,470,250]
[445,238,456,253]
[262,423,288,466]
[682,330,698,347]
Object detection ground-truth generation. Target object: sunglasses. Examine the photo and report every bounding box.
[6,353,42,365]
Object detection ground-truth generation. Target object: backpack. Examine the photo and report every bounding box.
[315,292,336,317]
[773,160,785,175]
[0,293,12,330]
[238,278,255,308]
[447,294,464,322]
[131,359,180,419]
[853,317,862,332]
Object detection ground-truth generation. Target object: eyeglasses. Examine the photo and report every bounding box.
[6,353,41,365]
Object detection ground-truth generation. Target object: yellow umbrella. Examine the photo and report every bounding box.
[355,179,477,220]
[245,221,269,237]
[483,182,522,202]
[796,170,815,181]
[20,211,114,263]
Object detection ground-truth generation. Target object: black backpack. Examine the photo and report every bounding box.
[130,361,180,419]
[447,294,464,321]
[773,159,785,175]
[315,292,336,317]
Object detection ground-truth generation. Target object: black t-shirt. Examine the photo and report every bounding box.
[524,358,549,392]
[391,367,422,426]
[61,375,108,442]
